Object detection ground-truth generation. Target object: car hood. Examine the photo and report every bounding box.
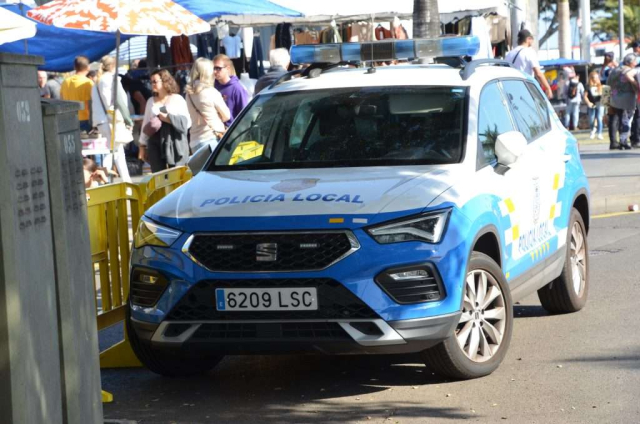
[147,167,458,231]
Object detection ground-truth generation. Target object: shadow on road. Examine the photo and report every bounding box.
[102,354,475,423]
[580,152,640,160]
[563,352,640,370]
[513,304,549,319]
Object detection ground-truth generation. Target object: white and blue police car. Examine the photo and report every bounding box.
[128,36,590,379]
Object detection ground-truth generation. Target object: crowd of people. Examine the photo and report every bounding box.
[43,48,292,185]
[505,29,640,150]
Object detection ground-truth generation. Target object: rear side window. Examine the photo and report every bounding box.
[477,82,515,165]
[502,80,548,142]
[526,82,551,132]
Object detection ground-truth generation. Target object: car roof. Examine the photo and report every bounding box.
[264,63,529,94]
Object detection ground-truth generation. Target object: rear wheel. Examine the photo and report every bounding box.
[538,208,589,313]
[422,252,513,379]
[126,303,223,377]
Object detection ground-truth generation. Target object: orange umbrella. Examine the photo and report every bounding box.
[27,0,210,36]
[28,0,211,150]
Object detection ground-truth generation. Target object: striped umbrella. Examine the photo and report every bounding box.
[27,0,211,150]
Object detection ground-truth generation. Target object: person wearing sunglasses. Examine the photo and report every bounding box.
[213,54,249,126]
[138,69,191,172]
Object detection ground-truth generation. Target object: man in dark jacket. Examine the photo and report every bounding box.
[255,48,290,94]
[213,54,250,126]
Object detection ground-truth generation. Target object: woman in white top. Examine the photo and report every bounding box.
[91,55,134,182]
[138,69,191,172]
[185,58,230,154]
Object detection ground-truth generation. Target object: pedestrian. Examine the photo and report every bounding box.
[213,54,249,126]
[607,53,639,150]
[629,42,640,147]
[563,70,584,130]
[37,70,61,99]
[599,52,618,85]
[505,29,553,99]
[138,69,191,172]
[91,56,134,182]
[584,70,605,140]
[60,56,94,132]
[185,58,230,154]
[254,48,290,94]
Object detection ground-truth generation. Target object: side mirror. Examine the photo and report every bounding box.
[495,131,527,166]
[187,143,214,176]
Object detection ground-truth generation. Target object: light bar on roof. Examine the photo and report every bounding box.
[290,36,480,65]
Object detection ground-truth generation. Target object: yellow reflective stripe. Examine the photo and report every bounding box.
[505,198,515,214]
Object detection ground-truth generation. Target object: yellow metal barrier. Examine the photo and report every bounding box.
[140,166,193,211]
[86,166,192,376]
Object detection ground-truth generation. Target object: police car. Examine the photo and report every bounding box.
[128,36,590,380]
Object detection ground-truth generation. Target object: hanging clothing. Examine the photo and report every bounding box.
[470,17,493,60]
[171,35,193,70]
[222,34,243,59]
[241,27,254,58]
[146,36,172,69]
[485,14,509,44]
[275,23,294,50]
[349,22,374,42]
[249,34,265,79]
[321,26,342,44]
[393,24,408,40]
[216,22,230,40]
[196,30,219,59]
[375,26,392,40]
[295,30,318,45]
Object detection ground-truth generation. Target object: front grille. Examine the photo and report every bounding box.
[191,322,350,341]
[375,265,444,304]
[166,278,379,321]
[186,232,355,272]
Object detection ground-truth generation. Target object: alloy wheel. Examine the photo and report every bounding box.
[456,269,507,363]
[570,221,587,296]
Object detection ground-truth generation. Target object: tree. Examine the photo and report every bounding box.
[539,0,606,47]
[593,0,640,42]
[413,0,440,39]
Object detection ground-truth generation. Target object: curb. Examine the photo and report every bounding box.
[591,194,640,216]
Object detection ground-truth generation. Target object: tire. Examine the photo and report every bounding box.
[126,303,223,377]
[538,207,589,313]
[422,252,513,380]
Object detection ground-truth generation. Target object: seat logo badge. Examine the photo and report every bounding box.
[256,243,278,262]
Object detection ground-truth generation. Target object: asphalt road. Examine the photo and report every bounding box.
[102,213,640,424]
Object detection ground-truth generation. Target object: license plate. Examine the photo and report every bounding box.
[215,287,318,311]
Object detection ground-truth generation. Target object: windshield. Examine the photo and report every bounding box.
[209,86,467,170]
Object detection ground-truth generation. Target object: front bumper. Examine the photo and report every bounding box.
[129,312,461,355]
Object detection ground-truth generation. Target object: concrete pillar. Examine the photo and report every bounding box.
[41,99,103,423]
[0,53,63,424]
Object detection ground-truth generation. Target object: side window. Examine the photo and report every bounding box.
[526,82,551,132]
[502,80,546,142]
[477,82,515,165]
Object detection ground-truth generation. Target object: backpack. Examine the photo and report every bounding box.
[568,80,579,99]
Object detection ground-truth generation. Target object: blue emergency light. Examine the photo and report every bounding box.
[290,36,480,65]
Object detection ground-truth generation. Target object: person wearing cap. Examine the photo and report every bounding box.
[606,53,639,150]
[505,29,553,99]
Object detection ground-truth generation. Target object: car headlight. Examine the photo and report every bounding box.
[366,210,451,244]
[134,216,182,249]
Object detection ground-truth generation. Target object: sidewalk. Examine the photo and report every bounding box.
[576,132,640,215]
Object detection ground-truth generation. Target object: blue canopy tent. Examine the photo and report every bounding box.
[173,0,302,22]
[0,4,132,72]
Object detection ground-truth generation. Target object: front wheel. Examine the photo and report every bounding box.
[126,303,223,377]
[538,208,589,313]
[422,252,513,380]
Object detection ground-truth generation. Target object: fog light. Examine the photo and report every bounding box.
[389,269,430,281]
[139,274,159,284]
